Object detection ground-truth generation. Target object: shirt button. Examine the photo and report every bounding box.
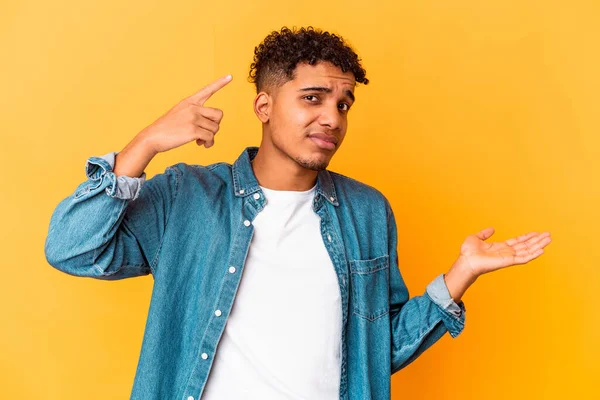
[327,234,332,242]
[330,196,335,202]
[229,266,236,274]
[215,310,222,317]
[253,193,260,200]
[187,397,194,400]
[201,353,208,360]
[239,189,245,194]
[243,220,251,227]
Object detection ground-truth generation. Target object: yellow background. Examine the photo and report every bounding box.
[1,0,598,398]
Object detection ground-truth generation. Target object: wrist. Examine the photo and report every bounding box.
[451,256,480,281]
[444,257,479,303]
[113,134,156,178]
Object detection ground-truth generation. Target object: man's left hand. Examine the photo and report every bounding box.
[443,228,552,303]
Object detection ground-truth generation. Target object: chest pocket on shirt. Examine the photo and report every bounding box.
[349,255,390,321]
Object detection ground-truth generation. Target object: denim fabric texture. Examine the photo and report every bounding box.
[45,146,466,400]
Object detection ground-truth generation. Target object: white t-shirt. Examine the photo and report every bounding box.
[201,184,342,399]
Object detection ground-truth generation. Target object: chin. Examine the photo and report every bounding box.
[294,154,330,171]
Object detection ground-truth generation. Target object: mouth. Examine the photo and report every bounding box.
[308,133,338,151]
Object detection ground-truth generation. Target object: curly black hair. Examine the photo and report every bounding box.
[249,26,369,92]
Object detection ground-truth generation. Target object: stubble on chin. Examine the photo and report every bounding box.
[294,156,329,171]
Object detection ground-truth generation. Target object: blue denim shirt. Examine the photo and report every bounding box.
[45,146,465,400]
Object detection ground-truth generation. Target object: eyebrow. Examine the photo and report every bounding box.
[299,86,355,102]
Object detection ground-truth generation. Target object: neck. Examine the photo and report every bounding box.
[251,140,318,191]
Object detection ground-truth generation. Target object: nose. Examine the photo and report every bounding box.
[317,104,343,130]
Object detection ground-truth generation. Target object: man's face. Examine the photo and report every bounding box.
[263,61,356,171]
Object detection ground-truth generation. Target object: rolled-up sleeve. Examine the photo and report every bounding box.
[84,152,146,200]
[425,273,466,337]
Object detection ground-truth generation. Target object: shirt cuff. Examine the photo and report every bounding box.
[426,273,466,337]
[85,151,146,200]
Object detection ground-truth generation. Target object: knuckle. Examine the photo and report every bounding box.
[186,108,198,121]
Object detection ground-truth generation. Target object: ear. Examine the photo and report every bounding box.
[253,91,271,123]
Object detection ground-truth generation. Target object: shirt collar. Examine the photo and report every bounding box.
[232,147,339,207]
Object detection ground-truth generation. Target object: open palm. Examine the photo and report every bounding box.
[458,227,552,276]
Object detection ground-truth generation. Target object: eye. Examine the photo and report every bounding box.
[338,103,350,112]
[304,95,319,102]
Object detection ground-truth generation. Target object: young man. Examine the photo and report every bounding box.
[45,27,551,399]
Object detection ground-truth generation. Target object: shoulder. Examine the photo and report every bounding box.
[165,161,232,181]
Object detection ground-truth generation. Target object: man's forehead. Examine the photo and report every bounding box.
[292,62,356,87]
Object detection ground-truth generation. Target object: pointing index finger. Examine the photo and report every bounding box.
[188,74,233,105]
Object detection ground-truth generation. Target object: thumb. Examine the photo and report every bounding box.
[475,227,495,241]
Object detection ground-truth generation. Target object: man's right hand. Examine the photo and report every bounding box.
[113,74,232,178]
[140,74,233,153]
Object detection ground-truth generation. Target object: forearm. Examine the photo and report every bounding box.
[114,134,157,178]
[444,256,478,304]
[389,275,467,373]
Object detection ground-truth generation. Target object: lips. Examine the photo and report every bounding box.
[309,133,338,150]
